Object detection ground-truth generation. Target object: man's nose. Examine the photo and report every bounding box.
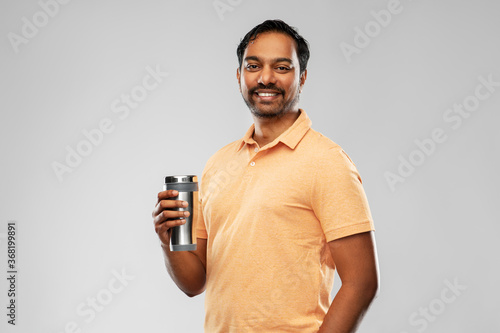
[258,66,276,86]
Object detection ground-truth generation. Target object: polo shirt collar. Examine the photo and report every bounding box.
[236,109,312,152]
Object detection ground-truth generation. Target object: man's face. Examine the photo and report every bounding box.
[237,32,306,119]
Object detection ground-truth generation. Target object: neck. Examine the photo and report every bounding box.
[252,109,300,147]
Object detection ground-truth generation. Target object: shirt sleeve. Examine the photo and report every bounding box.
[311,147,374,242]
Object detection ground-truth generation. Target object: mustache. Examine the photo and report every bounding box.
[249,84,285,95]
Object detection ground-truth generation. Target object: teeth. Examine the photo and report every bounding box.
[258,92,278,97]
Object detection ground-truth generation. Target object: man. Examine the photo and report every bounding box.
[153,19,379,332]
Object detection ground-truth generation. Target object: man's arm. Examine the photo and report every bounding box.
[153,190,207,297]
[161,238,207,297]
[318,231,380,333]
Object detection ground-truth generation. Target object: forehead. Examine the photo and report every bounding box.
[243,32,299,63]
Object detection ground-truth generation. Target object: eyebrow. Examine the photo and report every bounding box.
[244,56,293,64]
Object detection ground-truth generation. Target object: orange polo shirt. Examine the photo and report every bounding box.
[195,109,374,332]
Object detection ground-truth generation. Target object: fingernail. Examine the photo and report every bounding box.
[172,190,178,195]
[183,211,189,216]
[182,201,188,207]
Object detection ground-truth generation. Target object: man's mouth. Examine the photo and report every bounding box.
[256,92,279,97]
[253,89,283,101]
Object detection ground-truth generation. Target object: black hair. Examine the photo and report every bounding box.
[236,19,310,75]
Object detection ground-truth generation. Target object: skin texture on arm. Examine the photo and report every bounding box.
[161,238,207,297]
[318,231,380,333]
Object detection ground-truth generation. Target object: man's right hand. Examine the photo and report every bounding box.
[152,189,190,247]
[153,190,207,297]
[152,189,207,297]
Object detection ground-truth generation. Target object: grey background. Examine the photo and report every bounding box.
[1,0,499,332]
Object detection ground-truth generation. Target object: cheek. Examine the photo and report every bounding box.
[241,77,253,94]
[284,79,300,95]
[240,82,249,94]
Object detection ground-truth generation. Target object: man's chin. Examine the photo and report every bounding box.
[243,97,288,119]
[250,107,287,119]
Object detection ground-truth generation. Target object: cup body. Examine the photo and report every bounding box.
[164,175,198,251]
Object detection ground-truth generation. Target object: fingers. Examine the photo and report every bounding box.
[155,218,186,245]
[157,189,180,203]
[153,190,190,228]
[154,217,186,235]
[153,209,190,244]
[152,198,189,218]
[153,190,193,245]
[153,208,190,225]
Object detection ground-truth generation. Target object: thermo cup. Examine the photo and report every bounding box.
[164,175,198,251]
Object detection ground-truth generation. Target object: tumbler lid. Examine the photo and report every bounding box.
[165,175,198,183]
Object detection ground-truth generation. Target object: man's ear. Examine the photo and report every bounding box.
[299,69,307,93]
[236,67,241,92]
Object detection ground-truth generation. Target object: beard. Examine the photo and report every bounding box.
[242,83,300,119]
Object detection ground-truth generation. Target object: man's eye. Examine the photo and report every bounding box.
[276,66,290,72]
[246,64,259,70]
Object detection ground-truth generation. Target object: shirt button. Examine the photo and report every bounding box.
[250,161,255,166]
[254,147,259,152]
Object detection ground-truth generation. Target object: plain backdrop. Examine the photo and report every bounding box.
[1,0,499,332]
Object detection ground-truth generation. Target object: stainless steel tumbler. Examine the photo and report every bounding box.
[164,175,198,251]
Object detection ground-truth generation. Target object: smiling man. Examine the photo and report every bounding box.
[153,19,379,332]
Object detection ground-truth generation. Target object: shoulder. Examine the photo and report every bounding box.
[301,128,360,179]
[303,128,355,161]
[304,128,340,150]
[202,139,242,174]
